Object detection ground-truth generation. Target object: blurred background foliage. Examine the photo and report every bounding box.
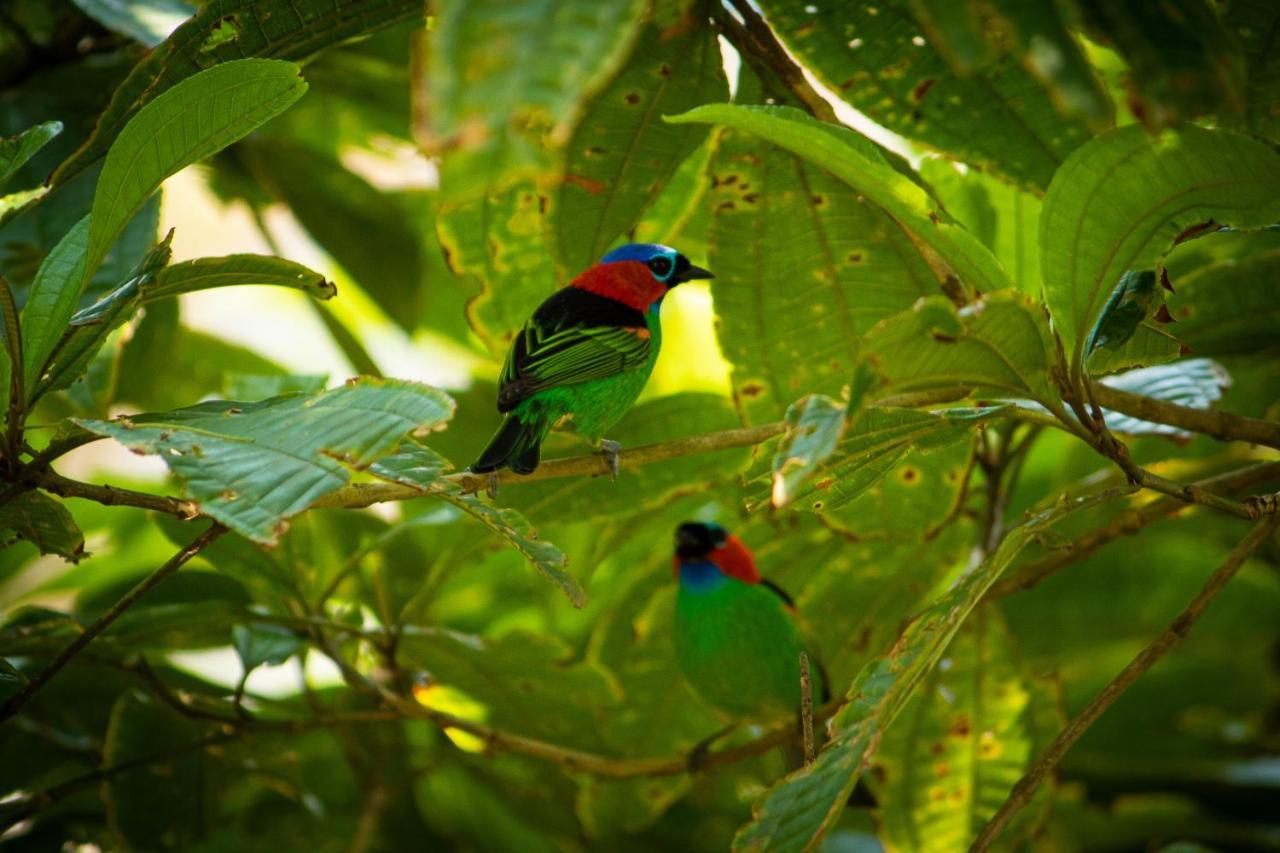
[0,0,1277,851]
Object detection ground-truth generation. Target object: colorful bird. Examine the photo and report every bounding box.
[470,243,711,483]
[672,521,826,727]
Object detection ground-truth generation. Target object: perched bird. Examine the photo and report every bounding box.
[672,520,826,731]
[471,243,711,482]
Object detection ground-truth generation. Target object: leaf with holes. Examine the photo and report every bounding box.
[75,379,455,543]
[771,394,848,508]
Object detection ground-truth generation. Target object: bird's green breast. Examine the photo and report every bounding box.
[673,570,817,722]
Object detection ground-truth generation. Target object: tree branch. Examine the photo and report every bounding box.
[971,513,1280,851]
[1093,383,1280,452]
[988,460,1280,598]
[36,469,197,516]
[0,524,226,723]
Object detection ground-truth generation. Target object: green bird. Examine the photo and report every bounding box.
[672,521,828,767]
[470,243,711,483]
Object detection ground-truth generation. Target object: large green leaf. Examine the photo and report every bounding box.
[1039,124,1280,372]
[0,121,61,192]
[85,59,307,283]
[1169,250,1280,356]
[754,0,1092,190]
[732,493,1108,852]
[75,379,455,543]
[0,491,85,561]
[553,2,727,271]
[20,215,90,393]
[421,0,645,200]
[863,293,1056,403]
[705,124,937,424]
[369,443,584,607]
[51,0,423,184]
[670,104,1012,298]
[874,608,1035,851]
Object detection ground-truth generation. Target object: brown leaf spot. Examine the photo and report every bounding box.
[911,77,936,101]
[1160,268,1175,293]
[564,173,607,194]
[624,92,642,105]
[949,715,971,737]
[1173,219,1218,245]
[931,332,957,343]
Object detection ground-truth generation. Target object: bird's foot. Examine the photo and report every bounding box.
[598,439,621,480]
[485,472,500,500]
[685,724,737,774]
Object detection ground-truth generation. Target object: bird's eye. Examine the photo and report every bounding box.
[648,256,673,278]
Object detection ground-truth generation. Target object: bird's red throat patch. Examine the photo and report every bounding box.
[572,261,668,312]
[708,535,761,584]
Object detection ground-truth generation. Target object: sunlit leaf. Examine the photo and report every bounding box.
[771,394,847,508]
[145,254,337,303]
[0,121,62,192]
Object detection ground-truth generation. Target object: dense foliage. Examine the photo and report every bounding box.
[1,1,1279,850]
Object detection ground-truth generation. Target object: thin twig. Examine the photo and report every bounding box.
[0,274,25,476]
[970,513,1280,851]
[37,469,197,516]
[1093,383,1280,452]
[799,651,815,766]
[988,460,1280,598]
[0,524,226,723]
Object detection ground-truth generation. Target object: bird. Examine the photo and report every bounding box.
[671,520,828,768]
[470,243,712,485]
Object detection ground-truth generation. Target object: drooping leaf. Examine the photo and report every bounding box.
[863,293,1056,403]
[1169,250,1280,356]
[705,122,937,425]
[369,442,584,607]
[232,622,303,672]
[764,406,996,514]
[0,490,85,561]
[145,254,337,304]
[670,104,1012,298]
[754,0,1093,190]
[85,58,307,283]
[20,215,90,393]
[0,121,61,192]
[733,492,1113,852]
[1039,124,1280,371]
[554,3,727,271]
[1086,269,1160,356]
[75,379,456,543]
[419,0,645,200]
[874,607,1035,851]
[51,0,423,184]
[70,0,195,46]
[771,394,847,508]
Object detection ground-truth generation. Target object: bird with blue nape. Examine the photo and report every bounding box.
[470,243,711,491]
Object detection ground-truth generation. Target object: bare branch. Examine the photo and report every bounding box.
[1094,383,1280,452]
[971,513,1280,851]
[0,524,226,723]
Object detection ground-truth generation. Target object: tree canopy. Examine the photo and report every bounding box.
[1,1,1279,851]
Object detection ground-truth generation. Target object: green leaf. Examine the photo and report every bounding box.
[20,215,90,393]
[670,104,1012,298]
[705,121,937,424]
[874,607,1035,851]
[145,254,337,303]
[0,490,85,561]
[102,691,207,850]
[1099,359,1230,439]
[1040,125,1280,372]
[70,0,195,46]
[75,378,456,543]
[763,407,994,515]
[421,0,646,200]
[85,58,307,283]
[770,394,847,508]
[0,121,61,192]
[223,373,328,400]
[51,0,423,185]
[1086,269,1160,356]
[733,493,1110,852]
[232,622,302,671]
[754,0,1093,190]
[369,443,585,607]
[864,293,1056,403]
[1169,250,1280,357]
[553,5,727,271]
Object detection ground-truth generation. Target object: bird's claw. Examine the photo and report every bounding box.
[686,740,713,774]
[485,472,500,501]
[598,439,621,480]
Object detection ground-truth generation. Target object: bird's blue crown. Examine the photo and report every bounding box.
[600,243,678,265]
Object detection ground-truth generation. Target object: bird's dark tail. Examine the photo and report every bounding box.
[471,413,545,475]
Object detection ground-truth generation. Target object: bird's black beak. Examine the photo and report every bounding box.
[672,264,714,284]
[676,527,702,552]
